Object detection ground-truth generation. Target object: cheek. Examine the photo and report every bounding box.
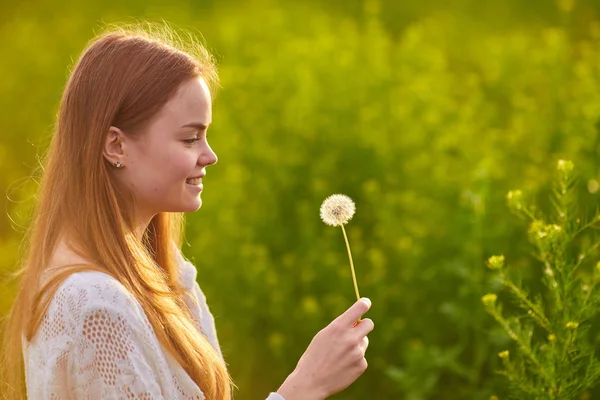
[130,145,193,190]
[157,148,198,186]
[170,152,198,178]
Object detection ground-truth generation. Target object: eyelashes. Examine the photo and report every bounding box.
[183,138,201,145]
[183,129,208,145]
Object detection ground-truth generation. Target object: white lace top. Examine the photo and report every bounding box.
[23,250,286,400]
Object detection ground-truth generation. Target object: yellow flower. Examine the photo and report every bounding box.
[498,350,509,359]
[487,255,505,270]
[320,194,356,226]
[507,190,523,211]
[528,220,545,238]
[557,159,574,174]
[566,321,579,330]
[529,221,563,244]
[482,293,497,307]
[548,333,556,342]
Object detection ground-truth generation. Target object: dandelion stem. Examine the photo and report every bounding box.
[340,223,361,301]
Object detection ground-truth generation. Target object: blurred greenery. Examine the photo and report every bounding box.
[4,0,600,398]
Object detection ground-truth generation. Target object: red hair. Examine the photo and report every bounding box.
[1,22,231,400]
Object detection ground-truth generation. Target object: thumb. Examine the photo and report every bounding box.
[335,298,371,327]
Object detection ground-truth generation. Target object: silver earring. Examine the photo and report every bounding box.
[114,161,122,168]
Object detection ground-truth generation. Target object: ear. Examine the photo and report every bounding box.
[103,126,126,167]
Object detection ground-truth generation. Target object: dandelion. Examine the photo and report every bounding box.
[320,194,356,226]
[548,333,556,342]
[498,350,509,359]
[320,194,360,301]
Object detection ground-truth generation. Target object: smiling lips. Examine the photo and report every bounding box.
[186,176,203,186]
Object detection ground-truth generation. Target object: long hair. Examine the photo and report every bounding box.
[1,22,231,400]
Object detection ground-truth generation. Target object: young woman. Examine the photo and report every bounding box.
[1,23,374,400]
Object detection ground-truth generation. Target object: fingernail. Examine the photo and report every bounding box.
[361,298,371,307]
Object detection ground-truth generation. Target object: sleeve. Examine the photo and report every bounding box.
[68,291,165,399]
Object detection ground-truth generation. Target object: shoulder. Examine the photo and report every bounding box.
[173,247,198,287]
[30,271,151,349]
[174,248,209,301]
[49,271,147,330]
[57,271,138,306]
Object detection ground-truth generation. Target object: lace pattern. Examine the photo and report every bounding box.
[23,250,286,400]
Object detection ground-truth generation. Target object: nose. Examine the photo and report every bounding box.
[200,143,218,166]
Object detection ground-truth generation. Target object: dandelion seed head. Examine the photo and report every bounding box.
[320,194,356,226]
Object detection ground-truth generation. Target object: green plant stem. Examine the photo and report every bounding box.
[340,223,361,301]
[488,309,550,382]
[503,280,552,332]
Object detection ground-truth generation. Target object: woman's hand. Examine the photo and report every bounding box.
[276,298,374,400]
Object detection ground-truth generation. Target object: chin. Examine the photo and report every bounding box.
[183,198,203,212]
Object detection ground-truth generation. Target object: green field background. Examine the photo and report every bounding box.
[3,0,600,398]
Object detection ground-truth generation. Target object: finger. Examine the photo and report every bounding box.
[358,336,369,352]
[358,357,368,372]
[354,318,374,337]
[335,298,371,327]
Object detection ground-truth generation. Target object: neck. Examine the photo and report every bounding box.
[134,208,158,241]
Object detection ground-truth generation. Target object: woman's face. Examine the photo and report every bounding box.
[105,77,217,223]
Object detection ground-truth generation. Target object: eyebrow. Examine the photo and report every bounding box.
[181,122,209,130]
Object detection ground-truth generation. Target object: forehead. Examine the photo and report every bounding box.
[157,77,212,127]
